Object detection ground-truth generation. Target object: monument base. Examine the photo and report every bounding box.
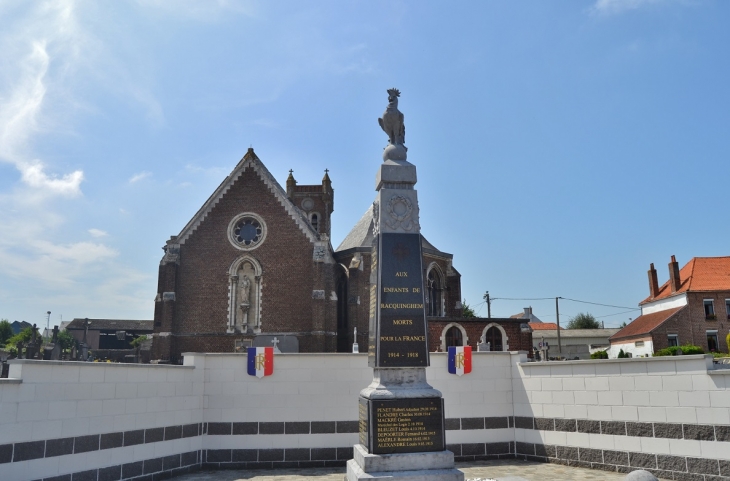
[346,444,464,481]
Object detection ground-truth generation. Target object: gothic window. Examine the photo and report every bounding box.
[445,326,463,347]
[311,213,319,232]
[427,267,443,317]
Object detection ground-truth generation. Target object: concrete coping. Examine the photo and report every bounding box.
[182,352,369,357]
[7,359,194,369]
[0,378,22,384]
[519,353,711,368]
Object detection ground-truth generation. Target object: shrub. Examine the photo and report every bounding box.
[618,349,626,358]
[653,344,704,357]
[590,350,608,359]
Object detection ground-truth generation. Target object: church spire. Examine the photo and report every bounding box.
[286,169,297,198]
[322,168,332,193]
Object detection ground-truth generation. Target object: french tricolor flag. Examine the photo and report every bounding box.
[448,346,472,376]
[247,347,274,378]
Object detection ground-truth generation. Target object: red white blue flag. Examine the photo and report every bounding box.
[247,347,274,378]
[448,346,472,376]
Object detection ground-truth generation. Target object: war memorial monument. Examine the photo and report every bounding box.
[346,89,463,480]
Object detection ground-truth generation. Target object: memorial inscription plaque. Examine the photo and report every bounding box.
[370,233,429,368]
[359,398,445,454]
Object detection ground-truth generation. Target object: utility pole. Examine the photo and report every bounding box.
[483,291,491,318]
[555,297,562,360]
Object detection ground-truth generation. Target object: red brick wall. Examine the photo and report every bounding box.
[648,308,692,352]
[427,318,533,355]
[153,164,338,360]
[685,292,730,352]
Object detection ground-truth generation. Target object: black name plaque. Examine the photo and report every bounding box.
[359,397,445,454]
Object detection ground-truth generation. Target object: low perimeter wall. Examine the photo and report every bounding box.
[0,352,728,481]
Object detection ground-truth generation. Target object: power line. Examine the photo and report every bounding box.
[560,297,638,310]
[491,297,554,301]
[595,309,638,319]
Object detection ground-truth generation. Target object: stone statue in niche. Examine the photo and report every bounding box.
[238,275,252,329]
[229,259,260,334]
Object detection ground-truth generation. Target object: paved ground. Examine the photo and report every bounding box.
[172,459,659,481]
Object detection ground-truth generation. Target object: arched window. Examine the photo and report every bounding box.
[310,213,319,232]
[445,326,463,348]
[485,326,503,352]
[427,268,443,317]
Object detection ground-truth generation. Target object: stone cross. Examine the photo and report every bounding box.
[271,337,281,353]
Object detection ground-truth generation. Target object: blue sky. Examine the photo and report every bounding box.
[1,0,728,329]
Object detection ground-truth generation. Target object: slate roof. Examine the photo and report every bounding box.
[66,319,154,331]
[608,306,685,341]
[642,257,730,304]
[335,205,453,259]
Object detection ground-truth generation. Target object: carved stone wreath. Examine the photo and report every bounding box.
[385,195,414,231]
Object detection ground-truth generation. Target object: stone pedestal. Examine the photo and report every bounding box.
[347,140,463,480]
[347,444,463,480]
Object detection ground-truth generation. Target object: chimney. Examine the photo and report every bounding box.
[668,255,681,293]
[648,263,659,298]
[523,307,532,318]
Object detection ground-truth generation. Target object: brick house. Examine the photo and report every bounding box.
[609,255,730,357]
[152,149,527,361]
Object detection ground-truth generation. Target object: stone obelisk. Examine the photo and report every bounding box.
[346,89,463,480]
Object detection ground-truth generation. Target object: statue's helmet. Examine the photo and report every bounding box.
[387,88,401,103]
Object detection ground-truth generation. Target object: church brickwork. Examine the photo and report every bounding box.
[152,150,339,361]
[150,148,510,360]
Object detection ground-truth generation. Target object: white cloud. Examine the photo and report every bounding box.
[590,0,674,16]
[0,2,84,197]
[88,228,108,237]
[129,171,152,183]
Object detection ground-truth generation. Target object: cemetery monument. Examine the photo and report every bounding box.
[346,89,463,480]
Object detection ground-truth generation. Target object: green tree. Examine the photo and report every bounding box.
[461,299,476,318]
[0,319,12,345]
[566,312,600,329]
[57,331,75,352]
[6,326,35,347]
[619,321,628,328]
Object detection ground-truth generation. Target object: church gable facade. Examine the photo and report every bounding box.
[150,148,466,361]
[152,148,340,361]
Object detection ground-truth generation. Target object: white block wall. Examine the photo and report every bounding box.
[515,355,730,461]
[1,351,729,481]
[0,360,203,481]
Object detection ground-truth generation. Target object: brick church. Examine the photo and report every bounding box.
[151,148,532,361]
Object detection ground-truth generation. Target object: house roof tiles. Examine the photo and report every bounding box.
[609,306,685,341]
[642,256,730,304]
[529,322,562,330]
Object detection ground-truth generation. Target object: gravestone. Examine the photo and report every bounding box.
[346,89,463,480]
[50,326,61,360]
[252,335,298,353]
